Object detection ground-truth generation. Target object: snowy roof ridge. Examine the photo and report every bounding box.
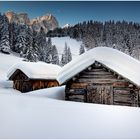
[57,47,140,87]
[7,61,61,80]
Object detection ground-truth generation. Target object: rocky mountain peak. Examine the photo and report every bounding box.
[30,14,59,33]
[5,11,59,33]
[5,11,30,24]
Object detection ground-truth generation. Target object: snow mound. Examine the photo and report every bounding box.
[58,47,140,86]
[0,80,13,88]
[7,61,61,80]
[26,86,65,100]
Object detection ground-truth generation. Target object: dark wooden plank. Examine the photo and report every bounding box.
[113,82,129,87]
[80,75,115,79]
[70,83,87,88]
[68,95,85,102]
[113,102,132,106]
[68,89,86,95]
[82,71,112,75]
[77,78,123,84]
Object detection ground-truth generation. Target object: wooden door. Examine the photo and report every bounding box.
[22,81,32,93]
[87,85,113,105]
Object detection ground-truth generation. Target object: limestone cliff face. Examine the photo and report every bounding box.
[5,11,30,24]
[30,14,59,33]
[5,11,59,33]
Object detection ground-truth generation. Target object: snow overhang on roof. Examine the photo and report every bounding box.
[7,61,61,80]
[57,47,140,87]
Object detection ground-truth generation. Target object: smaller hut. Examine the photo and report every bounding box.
[7,61,61,93]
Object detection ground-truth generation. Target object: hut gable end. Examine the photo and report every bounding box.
[65,61,139,107]
[9,69,29,81]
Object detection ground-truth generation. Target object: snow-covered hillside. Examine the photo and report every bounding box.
[0,36,82,80]
[51,36,82,59]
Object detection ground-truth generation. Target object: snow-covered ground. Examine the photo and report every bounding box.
[1,92,140,139]
[51,36,82,59]
[0,44,140,138]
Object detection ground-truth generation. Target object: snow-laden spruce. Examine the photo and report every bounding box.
[51,37,83,59]
[7,61,61,80]
[0,14,10,54]
[57,47,140,86]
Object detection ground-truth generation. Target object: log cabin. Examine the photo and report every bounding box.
[7,61,61,93]
[57,47,140,107]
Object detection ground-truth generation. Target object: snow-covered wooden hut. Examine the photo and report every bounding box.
[7,62,61,93]
[57,47,140,107]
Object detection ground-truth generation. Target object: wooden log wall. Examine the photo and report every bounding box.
[65,62,139,107]
[14,80,59,93]
[11,70,59,93]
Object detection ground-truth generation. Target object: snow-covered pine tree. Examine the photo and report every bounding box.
[15,24,27,54]
[79,44,85,55]
[51,45,59,65]
[32,30,39,61]
[0,14,10,54]
[23,26,38,62]
[82,33,96,50]
[67,47,72,62]
[45,37,53,63]
[24,44,38,62]
[60,53,65,66]
[60,42,72,66]
[36,27,48,62]
[9,23,14,51]
[60,42,68,66]
[22,26,33,57]
[9,22,19,52]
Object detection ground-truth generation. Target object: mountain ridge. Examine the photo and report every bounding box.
[5,11,59,33]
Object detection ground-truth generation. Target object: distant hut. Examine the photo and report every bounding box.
[7,62,61,93]
[58,47,140,107]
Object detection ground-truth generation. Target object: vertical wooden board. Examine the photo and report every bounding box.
[87,85,113,105]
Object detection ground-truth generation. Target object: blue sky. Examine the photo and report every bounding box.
[0,1,140,27]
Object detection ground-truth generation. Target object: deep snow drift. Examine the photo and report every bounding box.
[0,92,140,139]
[26,86,65,100]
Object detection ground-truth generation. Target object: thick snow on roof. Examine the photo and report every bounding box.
[58,47,140,86]
[7,61,61,80]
